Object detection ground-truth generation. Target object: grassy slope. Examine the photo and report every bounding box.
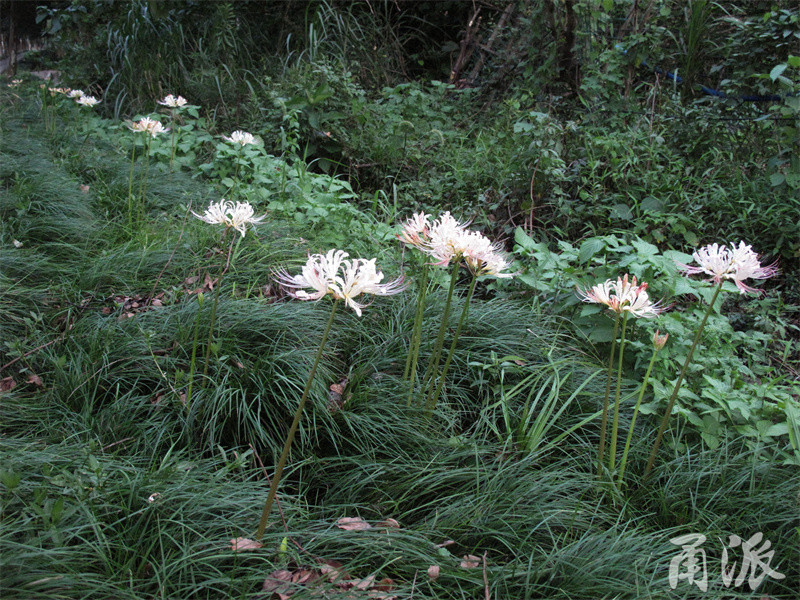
[0,84,797,599]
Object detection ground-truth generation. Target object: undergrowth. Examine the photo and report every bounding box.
[1,71,797,600]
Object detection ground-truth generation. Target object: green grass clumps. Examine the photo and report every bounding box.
[1,83,797,600]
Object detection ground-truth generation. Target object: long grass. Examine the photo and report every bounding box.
[1,85,797,600]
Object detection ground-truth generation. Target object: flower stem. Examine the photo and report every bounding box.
[426,273,478,412]
[138,137,152,223]
[201,232,234,383]
[422,265,460,405]
[169,109,177,171]
[608,312,630,473]
[644,281,723,478]
[255,300,339,540]
[597,315,621,478]
[405,264,429,404]
[127,133,136,227]
[618,345,659,487]
[185,293,204,410]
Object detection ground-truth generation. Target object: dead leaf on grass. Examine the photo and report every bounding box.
[337,516,372,531]
[230,537,263,552]
[376,518,400,529]
[27,373,44,387]
[427,565,440,580]
[459,555,480,569]
[1,377,17,392]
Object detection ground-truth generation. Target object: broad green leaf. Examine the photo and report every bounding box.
[770,63,788,81]
[578,238,605,264]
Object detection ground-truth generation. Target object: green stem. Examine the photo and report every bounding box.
[169,113,177,171]
[138,137,152,223]
[422,265,460,401]
[427,273,478,412]
[255,300,339,540]
[597,315,621,478]
[185,293,204,410]
[127,133,137,227]
[201,232,234,382]
[608,312,630,473]
[405,265,429,403]
[618,346,659,486]
[644,281,724,478]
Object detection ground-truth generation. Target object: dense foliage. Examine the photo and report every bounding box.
[1,1,798,598]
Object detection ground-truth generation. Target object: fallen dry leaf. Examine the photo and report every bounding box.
[427,565,440,580]
[27,374,44,387]
[352,575,375,591]
[374,577,394,592]
[459,555,480,569]
[230,537,263,552]
[262,569,294,599]
[79,184,90,193]
[337,516,372,531]
[376,518,400,529]
[436,540,455,548]
[0,377,17,392]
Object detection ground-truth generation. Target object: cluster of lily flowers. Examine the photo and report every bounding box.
[578,241,776,321]
[399,211,513,278]
[191,199,266,238]
[46,86,100,107]
[126,116,170,138]
[274,249,407,316]
[678,241,777,294]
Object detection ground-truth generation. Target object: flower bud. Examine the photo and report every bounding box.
[653,329,668,351]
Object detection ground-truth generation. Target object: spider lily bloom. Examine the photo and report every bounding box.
[227,201,266,237]
[75,95,100,107]
[191,200,265,237]
[67,89,84,99]
[465,247,514,278]
[578,274,664,318]
[677,241,777,294]
[397,212,432,251]
[275,250,406,316]
[127,116,170,138]
[158,94,187,108]
[425,212,471,265]
[222,130,257,146]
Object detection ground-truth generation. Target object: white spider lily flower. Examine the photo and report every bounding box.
[191,200,265,237]
[398,212,432,250]
[728,241,778,293]
[127,116,170,138]
[578,274,665,318]
[227,201,266,237]
[192,199,232,227]
[67,89,84,98]
[332,258,408,316]
[75,95,100,107]
[425,212,471,265]
[466,248,514,278]
[158,94,187,108]
[677,241,777,294]
[222,130,257,146]
[275,250,406,316]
